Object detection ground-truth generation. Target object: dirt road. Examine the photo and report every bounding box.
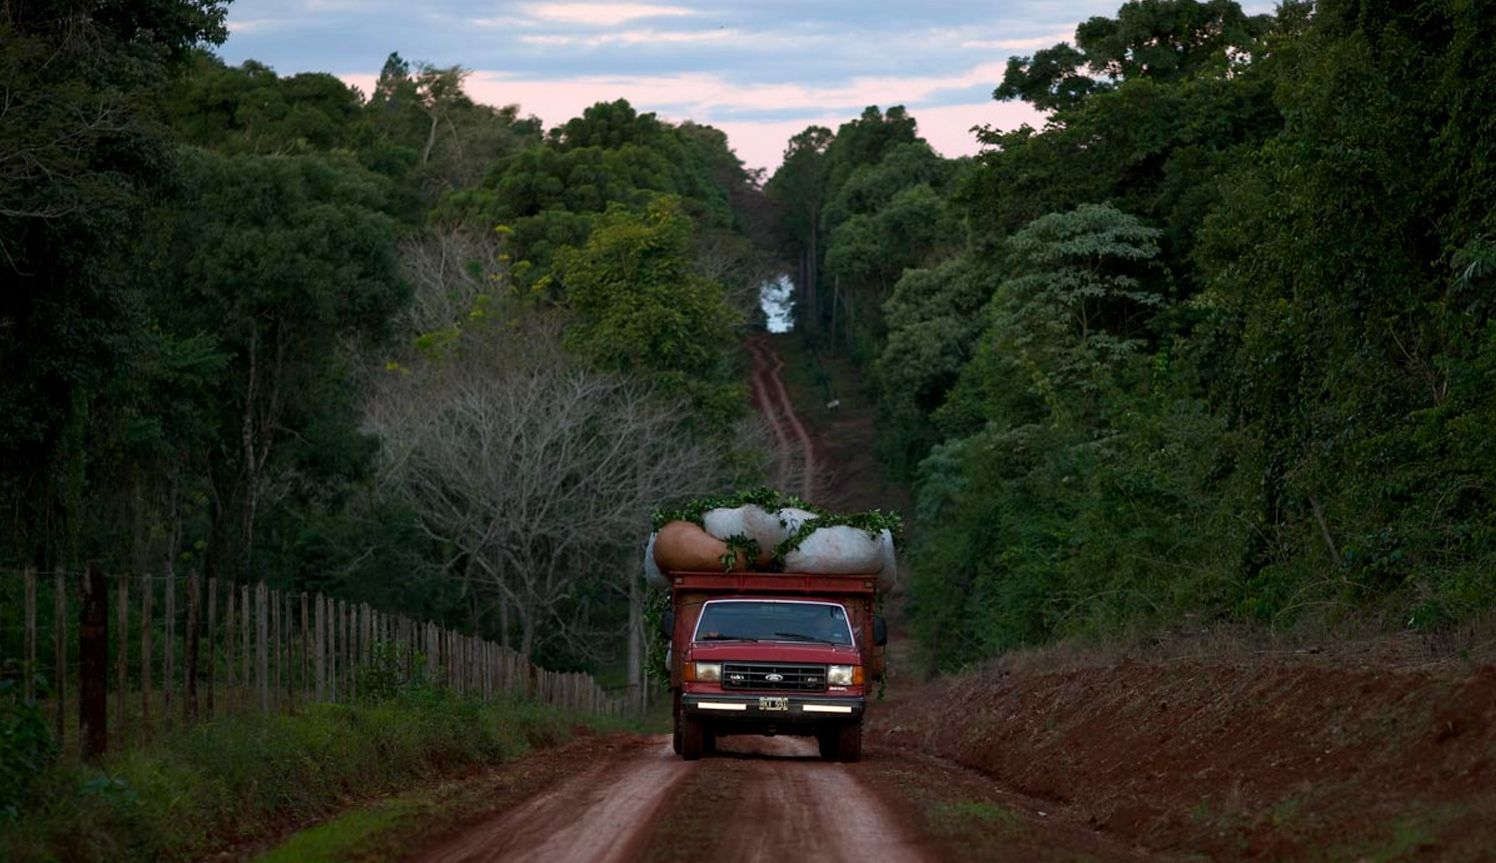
[746,335,816,500]
[413,735,930,863]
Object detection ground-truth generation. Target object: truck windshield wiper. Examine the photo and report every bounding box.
[700,633,759,642]
[772,631,837,644]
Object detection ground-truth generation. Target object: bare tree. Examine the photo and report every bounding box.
[692,228,777,323]
[397,221,506,338]
[365,316,729,658]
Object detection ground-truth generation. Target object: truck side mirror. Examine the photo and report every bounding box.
[872,616,888,647]
[658,610,675,641]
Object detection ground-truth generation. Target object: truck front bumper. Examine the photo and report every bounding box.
[681,692,865,724]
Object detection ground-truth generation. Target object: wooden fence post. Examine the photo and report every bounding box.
[301,593,310,704]
[340,600,350,700]
[224,587,236,703]
[206,578,217,718]
[330,598,339,701]
[330,597,340,702]
[23,568,36,704]
[79,563,107,761]
[164,569,176,723]
[315,594,326,702]
[141,576,153,733]
[240,584,249,708]
[256,583,268,712]
[185,571,199,723]
[54,571,66,744]
[272,590,281,710]
[115,575,128,745]
[346,601,354,696]
[285,592,293,708]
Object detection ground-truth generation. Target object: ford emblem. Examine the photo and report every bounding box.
[764,673,785,682]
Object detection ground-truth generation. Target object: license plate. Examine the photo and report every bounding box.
[758,697,789,711]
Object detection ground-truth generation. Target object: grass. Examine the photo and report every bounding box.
[255,801,426,863]
[928,798,1024,838]
[0,687,631,863]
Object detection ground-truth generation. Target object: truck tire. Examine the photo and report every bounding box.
[836,720,862,763]
[680,715,706,761]
[703,725,717,754]
[672,691,682,755]
[817,730,838,760]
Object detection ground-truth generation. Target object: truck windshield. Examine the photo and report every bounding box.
[694,601,854,645]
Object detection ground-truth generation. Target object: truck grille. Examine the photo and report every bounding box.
[721,663,826,692]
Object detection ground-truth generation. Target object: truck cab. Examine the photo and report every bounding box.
[662,570,887,761]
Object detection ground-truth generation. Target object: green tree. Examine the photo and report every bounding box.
[1192,0,1496,623]
[874,256,995,476]
[556,198,743,426]
[768,107,926,347]
[0,0,229,570]
[766,126,834,335]
[167,55,365,155]
[996,0,1273,110]
[146,151,405,581]
[446,100,746,289]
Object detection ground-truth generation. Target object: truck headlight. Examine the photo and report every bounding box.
[827,665,863,686]
[692,662,722,683]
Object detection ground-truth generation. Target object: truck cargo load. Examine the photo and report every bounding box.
[646,492,899,762]
[644,501,898,589]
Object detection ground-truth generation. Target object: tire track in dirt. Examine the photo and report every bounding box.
[746,335,815,499]
[745,338,793,490]
[703,737,928,863]
[410,734,933,863]
[412,736,691,863]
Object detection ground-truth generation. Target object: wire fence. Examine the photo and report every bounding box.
[0,565,628,760]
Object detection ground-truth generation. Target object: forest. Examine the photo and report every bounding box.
[767,0,1496,670]
[5,0,1496,683]
[1,0,775,676]
[8,1,1496,857]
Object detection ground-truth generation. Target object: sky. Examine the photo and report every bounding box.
[219,1,1259,173]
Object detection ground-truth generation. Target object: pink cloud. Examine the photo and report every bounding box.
[339,64,1045,172]
[519,3,694,26]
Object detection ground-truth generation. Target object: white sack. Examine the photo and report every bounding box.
[776,507,819,537]
[783,525,882,574]
[744,505,790,550]
[701,506,749,541]
[874,529,898,589]
[643,532,668,588]
[703,505,786,552]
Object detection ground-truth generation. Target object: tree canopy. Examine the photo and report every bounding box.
[769,0,1496,670]
[1,6,772,674]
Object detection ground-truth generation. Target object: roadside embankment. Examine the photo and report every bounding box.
[870,649,1496,860]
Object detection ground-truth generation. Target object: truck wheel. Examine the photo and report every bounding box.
[817,730,838,760]
[672,691,682,754]
[680,715,705,761]
[836,721,862,763]
[703,725,717,754]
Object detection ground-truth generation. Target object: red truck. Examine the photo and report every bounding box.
[660,569,887,761]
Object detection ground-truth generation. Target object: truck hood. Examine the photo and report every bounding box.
[688,642,861,664]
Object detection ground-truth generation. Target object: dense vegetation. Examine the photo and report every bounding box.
[6,0,1492,725]
[2,688,595,862]
[0,1,772,677]
[769,0,1496,669]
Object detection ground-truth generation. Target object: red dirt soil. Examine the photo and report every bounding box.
[411,735,682,863]
[401,336,1496,862]
[412,735,946,863]
[746,335,817,500]
[871,657,1496,860]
